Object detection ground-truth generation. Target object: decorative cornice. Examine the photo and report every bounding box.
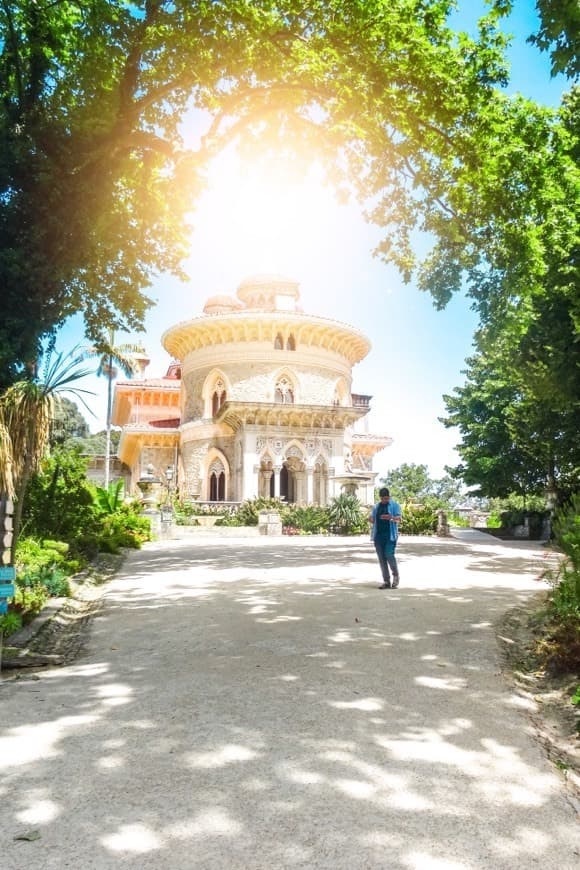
[350,434,393,458]
[215,400,368,432]
[162,312,370,366]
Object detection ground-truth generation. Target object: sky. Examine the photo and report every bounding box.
[59,1,567,480]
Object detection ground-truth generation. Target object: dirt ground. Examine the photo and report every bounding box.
[497,593,580,795]
[3,547,579,798]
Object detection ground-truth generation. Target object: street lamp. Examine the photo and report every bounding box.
[165,465,174,504]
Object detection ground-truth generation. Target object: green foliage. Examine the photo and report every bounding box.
[13,583,49,619]
[381,464,432,504]
[174,501,234,525]
[281,504,329,535]
[447,512,470,528]
[487,513,503,529]
[327,494,368,535]
[400,504,438,536]
[50,397,90,447]
[548,496,580,623]
[19,565,71,598]
[380,465,464,509]
[92,505,151,553]
[72,429,121,455]
[529,0,580,78]
[22,447,96,544]
[227,498,285,527]
[16,536,74,575]
[0,611,22,637]
[92,480,125,515]
[1,0,575,395]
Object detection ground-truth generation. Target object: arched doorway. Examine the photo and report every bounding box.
[281,453,305,503]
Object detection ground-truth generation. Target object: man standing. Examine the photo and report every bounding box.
[370,487,402,589]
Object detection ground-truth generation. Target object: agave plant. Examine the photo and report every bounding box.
[327,493,367,535]
[0,346,94,558]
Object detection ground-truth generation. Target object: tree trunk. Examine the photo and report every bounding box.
[104,356,113,489]
[10,460,33,562]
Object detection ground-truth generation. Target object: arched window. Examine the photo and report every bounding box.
[274,333,284,350]
[209,458,226,501]
[286,334,296,351]
[275,376,294,404]
[211,378,227,416]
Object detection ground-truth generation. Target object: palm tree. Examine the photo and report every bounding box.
[90,332,144,488]
[0,347,94,558]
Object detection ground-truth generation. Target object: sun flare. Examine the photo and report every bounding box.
[188,148,343,277]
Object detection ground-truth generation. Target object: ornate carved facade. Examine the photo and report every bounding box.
[112,275,392,504]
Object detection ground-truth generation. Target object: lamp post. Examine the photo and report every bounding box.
[165,465,174,504]
[160,466,175,538]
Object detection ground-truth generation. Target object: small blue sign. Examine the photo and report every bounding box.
[0,566,16,581]
[0,601,7,615]
[0,583,15,598]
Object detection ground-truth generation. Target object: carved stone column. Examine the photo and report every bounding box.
[273,465,282,499]
[306,466,314,504]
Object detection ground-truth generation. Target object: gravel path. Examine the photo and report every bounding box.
[0,532,578,869]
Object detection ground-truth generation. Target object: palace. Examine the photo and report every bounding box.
[112,275,391,504]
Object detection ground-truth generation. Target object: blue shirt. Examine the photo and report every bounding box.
[371,499,402,543]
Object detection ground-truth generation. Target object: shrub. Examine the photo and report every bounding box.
[448,512,470,528]
[282,504,329,534]
[0,612,23,637]
[327,494,368,535]
[227,498,285,527]
[400,504,438,536]
[22,447,96,543]
[13,583,49,618]
[547,496,580,624]
[91,480,126,514]
[96,506,151,552]
[538,495,580,673]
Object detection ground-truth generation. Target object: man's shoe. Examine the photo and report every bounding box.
[391,577,399,589]
[378,582,391,589]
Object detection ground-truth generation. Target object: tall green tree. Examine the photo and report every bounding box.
[0,0,570,385]
[49,397,90,448]
[88,333,143,487]
[381,464,433,503]
[442,322,580,506]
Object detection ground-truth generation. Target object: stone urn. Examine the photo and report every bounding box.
[137,464,162,509]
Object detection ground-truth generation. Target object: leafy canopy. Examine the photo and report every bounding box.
[0,0,573,385]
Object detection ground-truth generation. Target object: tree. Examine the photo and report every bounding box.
[49,397,90,447]
[22,446,95,543]
[381,464,433,504]
[529,0,580,78]
[88,333,143,487]
[72,429,121,457]
[441,83,579,506]
[0,347,94,556]
[442,331,580,506]
[1,1,571,385]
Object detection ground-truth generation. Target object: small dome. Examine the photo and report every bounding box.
[203,295,245,315]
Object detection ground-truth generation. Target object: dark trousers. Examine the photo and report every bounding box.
[374,538,399,581]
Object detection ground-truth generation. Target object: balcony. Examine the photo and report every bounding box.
[351,394,371,409]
